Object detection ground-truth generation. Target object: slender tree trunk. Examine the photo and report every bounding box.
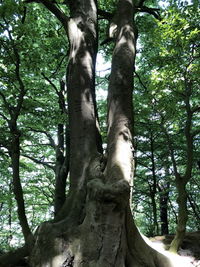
[9,121,32,244]
[169,79,194,252]
[187,194,200,228]
[54,81,69,216]
[159,183,169,235]
[149,133,159,235]
[150,191,159,235]
[8,182,13,246]
[169,177,188,253]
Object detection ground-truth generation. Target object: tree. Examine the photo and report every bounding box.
[0,0,175,266]
[2,0,199,266]
[133,0,200,250]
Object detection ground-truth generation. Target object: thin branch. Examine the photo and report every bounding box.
[192,106,200,114]
[41,72,59,94]
[134,71,148,90]
[25,0,69,29]
[3,18,26,118]
[21,154,55,171]
[50,54,67,78]
[97,9,113,20]
[0,91,10,111]
[192,128,200,137]
[0,112,9,122]
[135,6,161,20]
[27,127,56,148]
[160,119,179,178]
[21,6,27,24]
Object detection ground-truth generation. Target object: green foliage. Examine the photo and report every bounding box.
[0,0,199,252]
[133,0,200,235]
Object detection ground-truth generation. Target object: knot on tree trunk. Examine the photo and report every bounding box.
[88,153,106,179]
[87,178,130,207]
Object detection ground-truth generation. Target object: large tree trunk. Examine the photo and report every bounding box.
[29,0,173,266]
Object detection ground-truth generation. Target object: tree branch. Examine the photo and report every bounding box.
[41,72,59,94]
[134,71,148,90]
[191,106,200,114]
[135,6,161,20]
[50,54,67,78]
[27,127,56,148]
[160,119,179,178]
[97,9,113,20]
[3,18,26,119]
[0,112,9,122]
[22,153,55,171]
[192,128,200,137]
[0,91,10,111]
[25,0,69,29]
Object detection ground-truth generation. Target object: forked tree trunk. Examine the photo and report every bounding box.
[29,0,173,266]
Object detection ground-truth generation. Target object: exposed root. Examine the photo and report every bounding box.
[0,246,29,267]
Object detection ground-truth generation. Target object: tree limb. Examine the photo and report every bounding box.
[0,91,10,112]
[41,72,59,94]
[0,115,9,126]
[134,71,148,90]
[192,128,200,137]
[3,18,26,119]
[192,106,200,114]
[21,153,55,171]
[25,0,69,29]
[27,127,56,148]
[97,9,113,20]
[135,6,161,20]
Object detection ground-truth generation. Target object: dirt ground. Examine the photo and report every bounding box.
[149,231,200,267]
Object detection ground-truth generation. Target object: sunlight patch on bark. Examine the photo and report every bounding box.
[81,51,93,78]
[111,139,132,184]
[68,18,83,61]
[115,25,135,53]
[52,255,66,267]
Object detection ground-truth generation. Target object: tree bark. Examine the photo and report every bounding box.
[187,193,200,228]
[158,183,169,235]
[169,176,188,253]
[54,80,69,216]
[149,132,159,235]
[29,0,173,266]
[169,78,194,252]
[9,120,32,244]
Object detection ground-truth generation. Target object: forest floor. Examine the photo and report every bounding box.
[149,231,200,267]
